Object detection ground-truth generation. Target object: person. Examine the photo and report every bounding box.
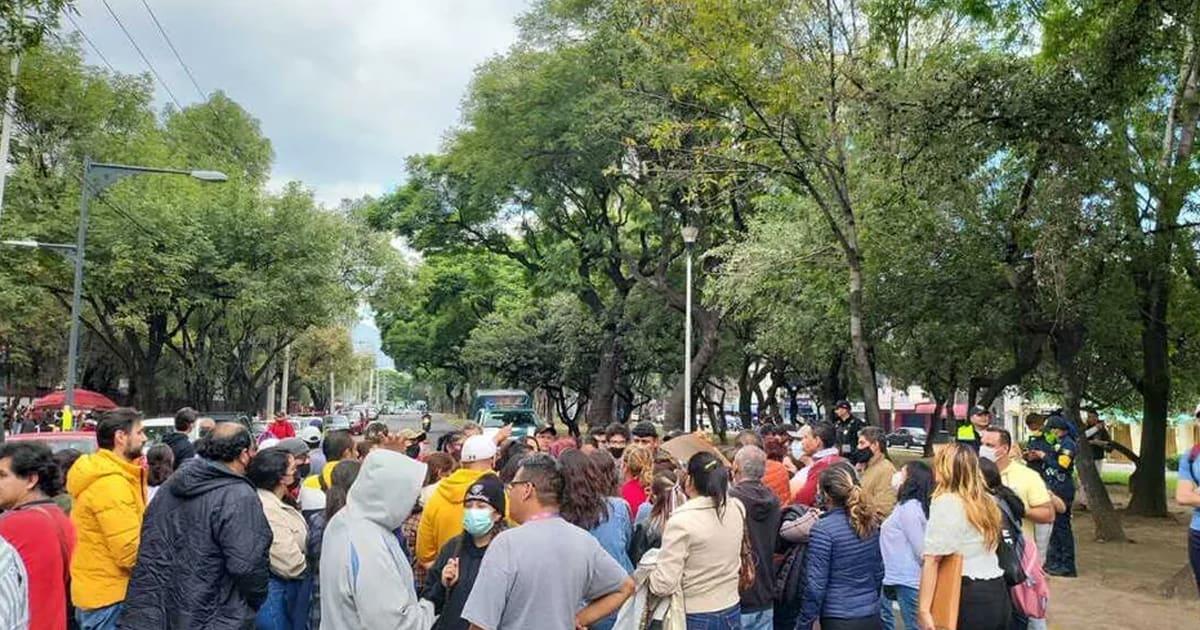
[620,445,653,519]
[496,442,533,484]
[417,435,498,569]
[759,425,793,506]
[460,454,634,629]
[631,421,660,450]
[303,429,355,493]
[605,423,630,460]
[957,405,992,452]
[266,412,296,440]
[648,451,745,626]
[729,446,780,630]
[68,407,147,630]
[590,430,609,453]
[560,449,633,630]
[792,422,844,507]
[424,474,507,630]
[880,461,933,630]
[119,423,273,630]
[406,452,458,588]
[787,424,815,497]
[52,447,83,514]
[628,470,679,565]
[980,427,1054,542]
[248,447,308,630]
[534,425,557,452]
[421,452,459,509]
[1039,414,1077,577]
[461,422,482,438]
[1174,441,1200,597]
[441,431,466,462]
[145,444,174,502]
[548,436,578,458]
[916,443,1009,630]
[196,417,216,440]
[796,462,883,630]
[856,426,897,516]
[306,460,361,630]
[1080,408,1110,508]
[735,429,762,448]
[422,413,433,433]
[163,407,198,470]
[0,537,28,629]
[300,426,325,475]
[0,442,77,629]
[320,438,434,629]
[832,400,865,457]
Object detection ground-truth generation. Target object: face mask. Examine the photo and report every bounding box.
[890,470,904,492]
[405,444,421,459]
[609,447,625,460]
[295,463,311,480]
[790,442,806,460]
[850,447,873,465]
[462,507,495,537]
[979,445,999,462]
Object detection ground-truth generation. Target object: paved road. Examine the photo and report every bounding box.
[381,412,458,445]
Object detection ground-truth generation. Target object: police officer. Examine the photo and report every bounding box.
[1038,414,1078,577]
[956,405,992,452]
[832,400,865,458]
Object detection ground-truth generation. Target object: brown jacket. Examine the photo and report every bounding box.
[860,455,897,517]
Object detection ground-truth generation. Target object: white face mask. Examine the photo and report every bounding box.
[979,445,999,462]
[890,470,904,492]
[790,441,806,460]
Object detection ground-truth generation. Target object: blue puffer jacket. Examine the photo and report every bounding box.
[796,508,884,628]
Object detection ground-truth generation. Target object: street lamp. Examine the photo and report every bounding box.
[62,158,228,413]
[681,224,699,433]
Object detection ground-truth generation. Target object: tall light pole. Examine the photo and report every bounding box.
[64,158,227,412]
[681,225,699,433]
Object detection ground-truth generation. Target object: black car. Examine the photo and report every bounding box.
[886,427,927,448]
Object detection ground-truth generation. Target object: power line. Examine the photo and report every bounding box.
[98,0,184,110]
[62,14,117,74]
[138,0,206,101]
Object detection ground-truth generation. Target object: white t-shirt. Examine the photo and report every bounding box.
[923,493,1003,580]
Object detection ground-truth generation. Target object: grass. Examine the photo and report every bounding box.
[1100,469,1178,495]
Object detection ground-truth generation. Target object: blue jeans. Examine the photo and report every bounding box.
[77,603,123,630]
[256,577,303,630]
[880,585,919,630]
[741,608,773,630]
[685,604,740,629]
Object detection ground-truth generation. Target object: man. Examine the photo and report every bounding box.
[1080,408,1110,509]
[299,425,325,475]
[0,442,76,629]
[832,400,865,457]
[68,408,147,629]
[630,422,660,450]
[417,435,497,568]
[119,423,272,629]
[981,426,1054,544]
[534,425,557,452]
[855,427,897,516]
[276,438,312,481]
[957,405,992,451]
[320,439,434,629]
[0,538,28,629]
[462,454,634,630]
[792,422,844,507]
[730,446,780,630]
[163,407,198,470]
[1175,441,1200,597]
[589,430,609,452]
[265,412,295,440]
[303,429,356,492]
[461,422,483,438]
[605,423,630,460]
[196,417,216,440]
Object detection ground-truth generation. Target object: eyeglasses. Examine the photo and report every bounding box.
[506,479,534,492]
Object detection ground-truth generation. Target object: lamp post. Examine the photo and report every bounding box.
[63,158,227,412]
[681,225,699,433]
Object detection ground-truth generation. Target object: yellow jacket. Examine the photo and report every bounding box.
[67,449,147,608]
[303,460,340,491]
[416,468,492,566]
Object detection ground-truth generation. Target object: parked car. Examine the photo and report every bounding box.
[886,427,927,448]
[6,431,98,454]
[323,415,351,433]
[142,417,200,446]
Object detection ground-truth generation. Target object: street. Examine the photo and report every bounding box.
[381,411,457,445]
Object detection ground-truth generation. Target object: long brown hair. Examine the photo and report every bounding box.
[648,470,679,531]
[423,452,457,487]
[933,443,1001,550]
[623,444,654,492]
[560,449,608,530]
[819,461,880,538]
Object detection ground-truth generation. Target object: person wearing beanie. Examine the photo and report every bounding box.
[423,475,507,630]
[416,435,499,568]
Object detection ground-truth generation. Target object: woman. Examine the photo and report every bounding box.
[880,461,933,630]
[306,459,361,630]
[423,474,506,629]
[408,453,457,588]
[561,449,633,630]
[248,448,308,630]
[648,451,745,629]
[796,462,883,630]
[917,443,1009,630]
[621,445,653,519]
[146,444,175,502]
[629,470,679,565]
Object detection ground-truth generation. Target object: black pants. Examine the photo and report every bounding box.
[1190,529,1200,596]
[958,576,1010,630]
[1045,501,1076,575]
[820,616,882,630]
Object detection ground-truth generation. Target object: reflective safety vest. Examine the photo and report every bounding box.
[956,423,979,442]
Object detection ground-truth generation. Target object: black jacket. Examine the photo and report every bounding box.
[423,533,491,630]
[730,479,781,612]
[119,458,272,630]
[161,432,195,470]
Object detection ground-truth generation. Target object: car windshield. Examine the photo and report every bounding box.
[482,410,538,428]
[143,425,175,444]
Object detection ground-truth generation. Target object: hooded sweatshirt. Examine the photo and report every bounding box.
[320,449,433,630]
[416,467,491,566]
[730,480,782,612]
[67,449,147,608]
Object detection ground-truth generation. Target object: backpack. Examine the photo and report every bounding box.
[1010,536,1050,618]
[994,497,1027,587]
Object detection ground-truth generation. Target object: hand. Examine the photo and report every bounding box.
[378,434,411,454]
[917,609,937,630]
[783,457,798,474]
[494,424,513,444]
[442,558,459,587]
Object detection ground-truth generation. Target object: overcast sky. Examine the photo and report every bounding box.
[67,0,530,207]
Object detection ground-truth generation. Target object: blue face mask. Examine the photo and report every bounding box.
[462,507,496,537]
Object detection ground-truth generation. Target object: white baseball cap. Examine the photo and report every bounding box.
[460,435,497,463]
[299,426,322,446]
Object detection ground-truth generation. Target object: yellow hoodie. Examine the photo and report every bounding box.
[302,460,340,491]
[67,449,147,609]
[416,468,492,566]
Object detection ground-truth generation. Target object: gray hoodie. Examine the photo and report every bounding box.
[319,449,434,630]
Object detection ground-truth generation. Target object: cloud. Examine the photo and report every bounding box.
[67,0,529,204]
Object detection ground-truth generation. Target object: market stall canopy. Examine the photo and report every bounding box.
[30,389,118,412]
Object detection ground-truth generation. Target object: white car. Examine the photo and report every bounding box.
[141,417,199,452]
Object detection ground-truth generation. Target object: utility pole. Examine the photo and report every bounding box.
[0,54,19,233]
[328,371,335,413]
[279,343,291,414]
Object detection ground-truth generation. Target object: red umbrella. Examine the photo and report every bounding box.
[30,389,118,412]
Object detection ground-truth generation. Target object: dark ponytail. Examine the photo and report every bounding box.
[686,451,729,518]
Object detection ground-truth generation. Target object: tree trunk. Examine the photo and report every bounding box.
[1128,305,1170,516]
[819,350,846,421]
[587,333,622,428]
[924,395,944,458]
[847,259,881,426]
[664,310,721,431]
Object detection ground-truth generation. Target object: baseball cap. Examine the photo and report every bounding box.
[834,400,852,411]
[461,435,497,463]
[535,425,557,437]
[970,405,992,417]
[464,474,506,513]
[258,437,280,450]
[275,438,309,457]
[299,426,322,447]
[631,422,658,438]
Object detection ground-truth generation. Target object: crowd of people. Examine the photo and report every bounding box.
[0,400,1096,629]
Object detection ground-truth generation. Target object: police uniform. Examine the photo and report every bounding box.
[956,422,982,452]
[1043,418,1078,576]
[835,415,866,457]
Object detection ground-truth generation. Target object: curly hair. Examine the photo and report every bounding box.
[0,442,63,497]
[622,444,654,493]
[559,449,608,530]
[819,461,880,538]
[146,444,175,487]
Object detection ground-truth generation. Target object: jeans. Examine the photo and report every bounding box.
[1190,529,1200,597]
[880,584,919,630]
[256,577,303,630]
[740,608,773,630]
[685,604,740,629]
[77,603,123,630]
